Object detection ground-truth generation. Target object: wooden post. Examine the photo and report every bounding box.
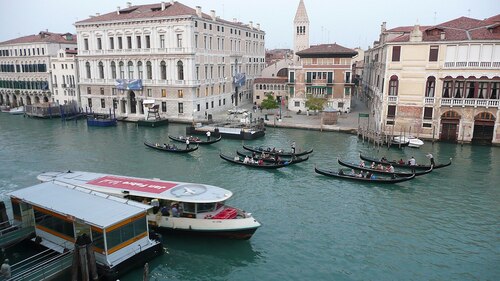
[432,124,436,144]
[86,243,99,281]
[143,262,150,281]
[71,246,79,281]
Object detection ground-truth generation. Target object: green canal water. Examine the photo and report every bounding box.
[0,114,499,280]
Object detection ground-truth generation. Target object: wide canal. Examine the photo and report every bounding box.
[0,113,498,280]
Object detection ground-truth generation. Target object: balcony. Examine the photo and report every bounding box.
[387,96,398,104]
[424,97,435,105]
[61,84,67,88]
[441,98,500,108]
[444,61,500,69]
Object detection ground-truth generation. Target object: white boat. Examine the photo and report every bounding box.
[9,180,162,280]
[9,106,25,115]
[392,136,424,148]
[0,105,10,112]
[38,171,261,239]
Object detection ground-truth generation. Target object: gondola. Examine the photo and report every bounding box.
[144,140,199,153]
[314,167,416,184]
[168,135,222,145]
[236,150,309,165]
[219,153,292,169]
[359,154,452,170]
[338,158,433,177]
[242,144,313,157]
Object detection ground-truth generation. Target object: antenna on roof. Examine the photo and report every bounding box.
[467,8,471,17]
[433,11,437,24]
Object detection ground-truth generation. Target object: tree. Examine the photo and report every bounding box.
[260,92,279,110]
[305,95,327,111]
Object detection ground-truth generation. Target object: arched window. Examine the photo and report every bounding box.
[137,61,143,79]
[442,81,452,98]
[85,62,91,79]
[177,60,184,80]
[110,61,116,79]
[388,75,398,96]
[128,61,134,79]
[146,61,152,79]
[98,61,104,79]
[119,61,124,79]
[425,76,435,97]
[160,61,166,80]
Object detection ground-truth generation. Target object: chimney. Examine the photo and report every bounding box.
[161,1,165,11]
[410,24,423,42]
[210,10,216,21]
[96,13,100,16]
[170,0,174,4]
[195,6,202,18]
[126,2,132,8]
[249,21,253,29]
[440,31,446,40]
[233,17,237,23]
[381,22,386,33]
[117,6,120,14]
[256,23,260,31]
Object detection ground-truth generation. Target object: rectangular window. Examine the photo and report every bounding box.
[211,101,214,108]
[109,37,114,49]
[97,38,102,50]
[145,35,150,48]
[206,102,209,109]
[147,89,152,97]
[178,90,183,98]
[136,36,141,49]
[34,209,74,240]
[100,87,104,95]
[159,35,165,48]
[127,36,132,49]
[161,89,166,97]
[197,104,200,111]
[87,87,91,95]
[423,107,433,120]
[88,98,92,108]
[387,105,396,118]
[392,46,401,62]
[84,38,89,50]
[177,34,183,48]
[101,98,105,108]
[161,101,167,112]
[118,37,123,49]
[429,45,439,61]
[178,102,184,113]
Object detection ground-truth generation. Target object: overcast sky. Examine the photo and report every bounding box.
[0,0,498,49]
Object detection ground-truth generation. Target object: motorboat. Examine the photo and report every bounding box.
[392,136,424,148]
[9,106,25,115]
[38,171,261,239]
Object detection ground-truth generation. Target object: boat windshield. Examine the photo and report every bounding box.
[197,203,217,213]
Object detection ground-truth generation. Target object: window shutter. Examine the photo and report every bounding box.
[392,46,401,62]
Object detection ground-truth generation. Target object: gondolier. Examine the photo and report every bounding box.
[186,138,190,149]
[206,131,211,141]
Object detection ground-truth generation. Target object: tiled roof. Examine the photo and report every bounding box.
[0,32,77,45]
[76,1,257,31]
[255,77,288,84]
[387,14,500,43]
[296,43,357,57]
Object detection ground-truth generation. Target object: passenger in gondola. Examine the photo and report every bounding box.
[398,159,405,165]
[258,159,264,166]
[357,171,364,178]
[376,164,384,170]
[350,169,356,176]
[271,147,276,153]
[163,143,167,148]
[338,169,344,175]
[380,156,388,162]
[365,172,372,179]
[387,165,395,173]
[359,161,365,167]
[234,155,240,161]
[370,173,377,180]
[243,156,250,163]
[370,162,376,169]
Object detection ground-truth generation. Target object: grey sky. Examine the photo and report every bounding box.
[0,0,498,49]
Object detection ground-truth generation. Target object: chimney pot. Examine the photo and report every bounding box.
[126,2,132,8]
[161,1,165,11]
[117,6,120,14]
[196,6,202,18]
[233,17,237,23]
[249,21,253,28]
[210,10,216,21]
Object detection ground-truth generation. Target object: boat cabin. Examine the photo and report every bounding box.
[9,181,162,279]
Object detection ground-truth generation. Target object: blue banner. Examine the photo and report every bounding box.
[233,73,246,87]
[115,79,143,90]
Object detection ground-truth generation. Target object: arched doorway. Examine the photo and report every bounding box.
[34,96,40,104]
[43,96,49,103]
[440,111,461,142]
[129,91,137,114]
[472,112,495,145]
[26,96,32,105]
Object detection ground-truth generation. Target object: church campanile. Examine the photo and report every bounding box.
[293,0,310,61]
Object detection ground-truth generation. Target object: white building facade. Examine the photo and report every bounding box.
[75,1,265,120]
[51,49,79,105]
[0,31,77,107]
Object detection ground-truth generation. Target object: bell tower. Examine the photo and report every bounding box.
[293,0,310,61]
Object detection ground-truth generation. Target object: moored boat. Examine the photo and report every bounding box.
[87,115,117,127]
[168,134,222,145]
[314,167,416,184]
[393,136,424,148]
[9,106,25,115]
[220,153,292,169]
[338,158,433,177]
[144,140,199,153]
[0,105,11,112]
[359,154,452,170]
[37,171,261,239]
[242,144,313,157]
[236,150,309,165]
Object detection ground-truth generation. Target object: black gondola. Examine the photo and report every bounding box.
[242,144,313,157]
[314,167,416,184]
[168,135,222,145]
[144,141,199,153]
[359,154,452,170]
[338,158,433,177]
[219,153,292,169]
[236,150,309,165]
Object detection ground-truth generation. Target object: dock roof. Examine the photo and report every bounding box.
[9,181,150,229]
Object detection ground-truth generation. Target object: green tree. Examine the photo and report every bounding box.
[305,96,327,111]
[260,93,279,110]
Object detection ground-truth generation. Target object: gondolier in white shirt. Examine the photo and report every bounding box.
[185,138,190,149]
[426,153,435,166]
[206,131,211,141]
